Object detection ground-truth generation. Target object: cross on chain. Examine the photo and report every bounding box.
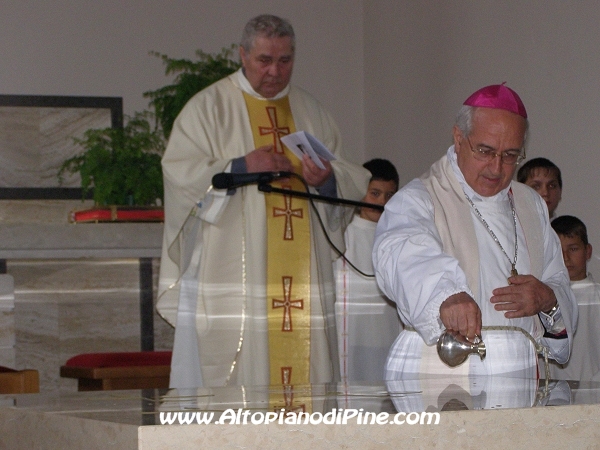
[273,188,303,240]
[273,367,306,413]
[272,276,303,332]
[259,106,290,154]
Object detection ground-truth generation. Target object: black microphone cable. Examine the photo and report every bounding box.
[286,172,376,279]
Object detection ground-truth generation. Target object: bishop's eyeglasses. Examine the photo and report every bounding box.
[467,136,526,166]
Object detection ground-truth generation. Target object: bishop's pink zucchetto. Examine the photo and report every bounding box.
[463,82,527,119]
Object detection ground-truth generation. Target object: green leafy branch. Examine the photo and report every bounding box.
[144,45,241,140]
[59,112,165,206]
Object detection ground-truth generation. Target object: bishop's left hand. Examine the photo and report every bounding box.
[301,153,332,187]
[490,274,558,318]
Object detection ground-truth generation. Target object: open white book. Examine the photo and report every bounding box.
[280,131,336,170]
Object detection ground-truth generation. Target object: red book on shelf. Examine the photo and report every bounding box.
[70,206,164,223]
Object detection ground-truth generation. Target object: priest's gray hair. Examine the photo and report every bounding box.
[455,105,529,144]
[240,14,295,53]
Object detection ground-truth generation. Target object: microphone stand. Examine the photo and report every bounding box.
[257,183,384,212]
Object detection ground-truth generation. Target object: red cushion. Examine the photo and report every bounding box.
[65,351,172,368]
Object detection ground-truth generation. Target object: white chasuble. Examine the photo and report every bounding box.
[157,70,370,392]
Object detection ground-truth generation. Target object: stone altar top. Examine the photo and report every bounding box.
[0,200,163,259]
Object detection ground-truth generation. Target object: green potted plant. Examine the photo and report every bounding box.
[58,46,240,219]
[59,111,165,207]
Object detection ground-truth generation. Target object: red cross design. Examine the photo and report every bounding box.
[272,276,303,332]
[273,367,306,413]
[273,188,303,240]
[259,106,290,154]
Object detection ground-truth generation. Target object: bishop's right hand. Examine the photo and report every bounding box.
[439,292,482,342]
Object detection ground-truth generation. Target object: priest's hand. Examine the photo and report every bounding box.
[490,274,558,318]
[301,153,333,187]
[439,292,482,342]
[245,145,294,173]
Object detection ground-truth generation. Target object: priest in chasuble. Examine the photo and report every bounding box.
[374,84,578,409]
[157,14,369,392]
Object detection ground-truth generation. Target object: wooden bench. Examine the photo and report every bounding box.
[0,366,39,394]
[60,351,171,391]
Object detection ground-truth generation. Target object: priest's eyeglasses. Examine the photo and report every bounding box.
[467,137,526,166]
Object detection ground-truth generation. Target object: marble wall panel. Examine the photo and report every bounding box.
[58,294,142,392]
[9,259,174,393]
[14,300,60,392]
[0,106,112,188]
[9,258,141,291]
[0,348,15,368]
[0,273,14,298]
[0,274,16,368]
[0,310,15,348]
[0,277,15,345]
[59,294,140,351]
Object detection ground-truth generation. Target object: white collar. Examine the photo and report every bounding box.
[235,68,290,100]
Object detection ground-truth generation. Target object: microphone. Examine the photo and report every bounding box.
[211,171,294,189]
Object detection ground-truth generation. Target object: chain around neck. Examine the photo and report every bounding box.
[464,191,518,276]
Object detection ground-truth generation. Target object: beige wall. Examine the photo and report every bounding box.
[0,0,365,162]
[3,1,600,273]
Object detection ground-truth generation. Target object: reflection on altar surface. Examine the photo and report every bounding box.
[3,377,600,449]
[159,376,593,418]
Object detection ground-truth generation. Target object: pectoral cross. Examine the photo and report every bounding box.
[508,264,518,284]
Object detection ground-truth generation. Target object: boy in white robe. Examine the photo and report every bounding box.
[334,159,402,385]
[551,215,600,381]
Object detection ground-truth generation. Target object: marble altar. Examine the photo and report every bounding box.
[1,378,600,449]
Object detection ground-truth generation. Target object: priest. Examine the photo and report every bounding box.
[373,84,578,384]
[157,14,369,390]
